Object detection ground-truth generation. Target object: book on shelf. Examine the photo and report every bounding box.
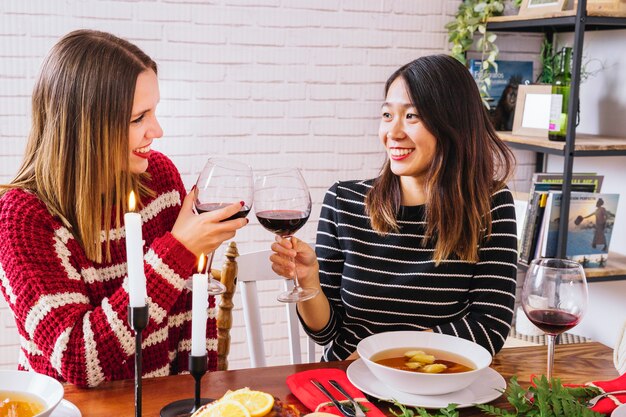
[530,172,604,194]
[539,191,620,268]
[518,173,603,265]
[519,192,548,265]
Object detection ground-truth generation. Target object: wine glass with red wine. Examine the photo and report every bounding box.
[254,168,318,303]
[184,157,253,295]
[521,258,588,381]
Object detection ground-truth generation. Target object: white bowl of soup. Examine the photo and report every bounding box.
[0,370,64,417]
[357,331,492,395]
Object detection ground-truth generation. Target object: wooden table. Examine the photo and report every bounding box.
[64,342,618,416]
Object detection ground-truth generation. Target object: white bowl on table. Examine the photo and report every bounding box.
[356,331,493,396]
[0,370,64,417]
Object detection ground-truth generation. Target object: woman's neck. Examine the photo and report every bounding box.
[400,175,427,206]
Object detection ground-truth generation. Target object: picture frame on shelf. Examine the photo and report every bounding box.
[519,0,568,16]
[512,84,553,138]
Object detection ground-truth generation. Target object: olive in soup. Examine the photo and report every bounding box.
[371,347,475,374]
[0,391,46,417]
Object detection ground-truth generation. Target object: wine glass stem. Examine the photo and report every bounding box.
[286,236,301,294]
[547,334,556,381]
[206,251,215,273]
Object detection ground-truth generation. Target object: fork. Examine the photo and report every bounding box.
[328,380,367,417]
[585,390,626,407]
[310,378,355,417]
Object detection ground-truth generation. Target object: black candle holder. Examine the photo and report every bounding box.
[128,305,149,417]
[159,354,213,417]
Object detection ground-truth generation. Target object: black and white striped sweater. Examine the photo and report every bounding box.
[302,179,518,361]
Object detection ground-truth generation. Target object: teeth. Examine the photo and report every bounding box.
[135,146,151,153]
[390,148,413,157]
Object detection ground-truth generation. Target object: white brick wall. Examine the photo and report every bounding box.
[0,1,539,370]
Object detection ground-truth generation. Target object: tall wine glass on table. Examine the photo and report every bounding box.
[254,168,318,303]
[185,157,253,295]
[521,258,588,381]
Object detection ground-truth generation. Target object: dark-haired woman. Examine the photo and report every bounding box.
[269,54,518,361]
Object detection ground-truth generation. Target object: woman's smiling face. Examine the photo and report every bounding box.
[128,69,163,174]
[379,76,436,181]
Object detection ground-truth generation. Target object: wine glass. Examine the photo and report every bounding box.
[184,157,253,295]
[254,168,319,303]
[521,258,588,381]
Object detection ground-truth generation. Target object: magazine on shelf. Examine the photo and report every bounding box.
[541,191,620,267]
[468,59,533,109]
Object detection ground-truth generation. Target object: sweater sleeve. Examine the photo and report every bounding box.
[433,187,518,355]
[299,182,346,351]
[142,152,196,325]
[0,183,195,388]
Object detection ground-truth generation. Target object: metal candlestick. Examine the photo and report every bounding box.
[129,305,149,417]
[159,354,212,417]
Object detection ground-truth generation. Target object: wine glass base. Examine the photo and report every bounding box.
[277,287,319,303]
[183,277,226,296]
[160,397,213,417]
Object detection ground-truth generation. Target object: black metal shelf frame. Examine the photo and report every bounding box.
[487,0,626,260]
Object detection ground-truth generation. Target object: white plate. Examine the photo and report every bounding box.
[50,400,82,417]
[346,358,506,409]
[612,404,626,417]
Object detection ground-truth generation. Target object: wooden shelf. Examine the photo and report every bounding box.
[497,131,626,156]
[584,252,626,281]
[487,11,626,32]
[519,253,626,282]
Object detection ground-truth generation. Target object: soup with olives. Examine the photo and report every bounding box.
[371,347,475,374]
[0,391,46,417]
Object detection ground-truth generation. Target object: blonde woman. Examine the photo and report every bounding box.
[0,30,246,387]
[270,55,518,361]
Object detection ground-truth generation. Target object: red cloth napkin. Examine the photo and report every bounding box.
[286,368,386,416]
[583,373,626,415]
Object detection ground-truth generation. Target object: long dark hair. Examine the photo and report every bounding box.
[365,54,515,263]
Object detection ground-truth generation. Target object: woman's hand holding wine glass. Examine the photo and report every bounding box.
[270,235,319,289]
[179,157,253,295]
[172,193,245,256]
[254,168,319,303]
[521,258,588,381]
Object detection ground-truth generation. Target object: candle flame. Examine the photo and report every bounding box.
[197,254,206,273]
[129,190,137,212]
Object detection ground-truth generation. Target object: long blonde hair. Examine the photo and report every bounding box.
[365,55,514,263]
[1,30,157,263]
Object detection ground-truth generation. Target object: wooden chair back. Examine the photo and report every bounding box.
[212,241,239,371]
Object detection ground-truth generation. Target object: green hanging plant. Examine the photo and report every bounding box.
[445,0,508,106]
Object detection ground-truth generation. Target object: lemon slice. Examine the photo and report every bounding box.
[192,399,251,417]
[224,389,275,417]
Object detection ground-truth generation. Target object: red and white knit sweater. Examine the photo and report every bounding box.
[0,151,217,387]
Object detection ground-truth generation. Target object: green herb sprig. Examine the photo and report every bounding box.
[388,375,604,417]
[390,402,459,417]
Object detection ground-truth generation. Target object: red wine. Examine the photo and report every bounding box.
[527,309,580,335]
[196,203,250,221]
[256,209,309,237]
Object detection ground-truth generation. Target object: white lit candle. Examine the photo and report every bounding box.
[125,191,146,307]
[191,254,208,357]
